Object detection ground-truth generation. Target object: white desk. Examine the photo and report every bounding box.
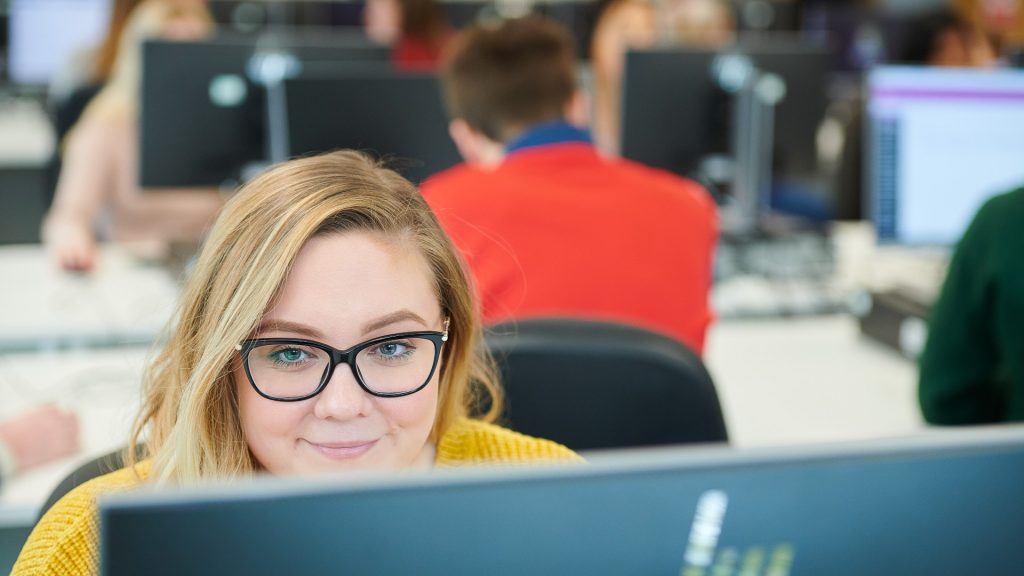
[0,346,148,522]
[0,245,180,352]
[706,314,926,448]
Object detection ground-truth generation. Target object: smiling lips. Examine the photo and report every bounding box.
[305,439,378,460]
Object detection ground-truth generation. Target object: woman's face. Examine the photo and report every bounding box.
[235,231,443,475]
[364,0,402,45]
[981,0,1020,34]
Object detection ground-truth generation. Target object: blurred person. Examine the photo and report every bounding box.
[364,0,453,71]
[901,8,999,67]
[422,16,718,353]
[833,8,998,220]
[0,404,80,485]
[918,186,1024,424]
[49,0,145,121]
[954,0,1024,51]
[590,0,656,156]
[46,0,146,217]
[42,0,224,272]
[14,151,579,575]
[590,0,734,154]
[662,0,735,46]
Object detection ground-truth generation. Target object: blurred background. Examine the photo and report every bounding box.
[2,0,1024,569]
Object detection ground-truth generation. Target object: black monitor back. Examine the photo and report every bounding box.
[621,40,830,206]
[284,70,459,184]
[101,426,1024,576]
[139,33,389,188]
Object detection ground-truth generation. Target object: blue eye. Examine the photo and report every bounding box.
[378,342,406,357]
[269,347,310,366]
[367,340,417,364]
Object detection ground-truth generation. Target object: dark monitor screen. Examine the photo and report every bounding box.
[101,426,1024,575]
[867,66,1024,245]
[621,40,831,218]
[139,33,389,188]
[283,70,459,185]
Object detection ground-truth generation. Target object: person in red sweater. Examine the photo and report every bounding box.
[364,0,452,71]
[421,16,718,353]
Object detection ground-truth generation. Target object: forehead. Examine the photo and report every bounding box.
[263,231,440,340]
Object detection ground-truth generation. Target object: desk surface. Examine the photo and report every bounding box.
[0,245,180,352]
[705,314,925,448]
[0,346,147,520]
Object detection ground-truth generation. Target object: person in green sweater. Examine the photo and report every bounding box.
[919,186,1024,423]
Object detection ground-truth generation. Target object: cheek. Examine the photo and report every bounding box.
[376,376,440,435]
[235,372,307,448]
[376,366,440,438]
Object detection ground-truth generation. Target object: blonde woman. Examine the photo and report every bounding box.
[43,0,223,271]
[590,0,735,155]
[14,151,579,575]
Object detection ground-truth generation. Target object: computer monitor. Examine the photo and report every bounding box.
[101,426,1024,575]
[139,32,389,188]
[867,66,1024,246]
[283,70,460,185]
[7,0,110,86]
[620,40,831,231]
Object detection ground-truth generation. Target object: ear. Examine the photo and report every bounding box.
[448,119,505,168]
[564,90,590,129]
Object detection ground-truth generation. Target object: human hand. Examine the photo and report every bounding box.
[47,221,98,272]
[0,404,81,473]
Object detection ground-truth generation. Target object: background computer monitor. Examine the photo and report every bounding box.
[7,0,110,86]
[283,70,459,184]
[101,426,1024,575]
[867,66,1024,246]
[139,33,389,188]
[620,40,831,225]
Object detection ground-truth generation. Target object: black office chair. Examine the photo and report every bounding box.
[485,318,728,452]
[38,445,131,521]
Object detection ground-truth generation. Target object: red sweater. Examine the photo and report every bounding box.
[392,34,450,71]
[422,143,718,353]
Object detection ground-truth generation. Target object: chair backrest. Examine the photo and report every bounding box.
[485,318,728,452]
[38,446,128,521]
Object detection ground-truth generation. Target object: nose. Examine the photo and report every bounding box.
[312,363,373,421]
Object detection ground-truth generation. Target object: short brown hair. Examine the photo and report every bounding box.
[440,16,577,142]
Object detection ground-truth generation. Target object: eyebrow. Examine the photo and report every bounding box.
[255,310,430,340]
[361,310,430,334]
[253,320,326,340]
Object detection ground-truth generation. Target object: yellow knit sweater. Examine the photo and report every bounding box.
[12,419,580,576]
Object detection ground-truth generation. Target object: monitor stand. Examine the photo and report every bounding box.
[711,53,786,238]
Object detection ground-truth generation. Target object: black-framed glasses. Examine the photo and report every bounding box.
[235,321,449,402]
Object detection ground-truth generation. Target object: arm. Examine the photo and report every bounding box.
[109,186,224,244]
[918,196,1002,424]
[42,116,117,272]
[0,404,80,474]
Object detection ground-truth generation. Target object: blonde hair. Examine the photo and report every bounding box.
[81,0,213,122]
[128,150,502,485]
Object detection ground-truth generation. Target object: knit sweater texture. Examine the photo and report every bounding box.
[919,188,1024,423]
[12,419,580,575]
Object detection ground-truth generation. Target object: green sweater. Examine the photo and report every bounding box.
[919,187,1024,424]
